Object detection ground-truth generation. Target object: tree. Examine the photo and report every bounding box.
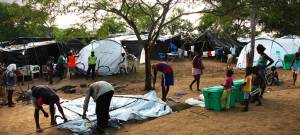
[197,0,250,39]
[201,0,299,67]
[26,0,214,90]
[95,16,127,39]
[257,0,300,36]
[199,0,300,38]
[165,8,194,35]
[0,2,49,41]
[52,26,90,44]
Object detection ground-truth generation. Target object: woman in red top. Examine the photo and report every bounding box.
[189,52,204,91]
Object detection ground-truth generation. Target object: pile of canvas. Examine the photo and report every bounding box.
[55,91,172,134]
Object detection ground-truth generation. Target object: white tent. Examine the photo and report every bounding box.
[76,40,126,76]
[236,38,300,68]
[109,34,148,64]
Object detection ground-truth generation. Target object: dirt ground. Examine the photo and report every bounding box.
[0,59,300,135]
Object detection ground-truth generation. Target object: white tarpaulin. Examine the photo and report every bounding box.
[0,40,56,52]
[55,91,172,134]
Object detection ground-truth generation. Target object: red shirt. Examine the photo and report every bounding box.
[68,55,76,67]
[224,76,233,90]
[154,62,173,73]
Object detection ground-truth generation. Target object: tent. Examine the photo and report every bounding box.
[0,37,85,66]
[193,31,243,52]
[109,34,148,59]
[76,39,126,76]
[0,40,59,66]
[236,37,300,68]
[109,34,182,62]
[152,35,182,59]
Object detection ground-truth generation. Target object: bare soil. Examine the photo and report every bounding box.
[0,59,300,135]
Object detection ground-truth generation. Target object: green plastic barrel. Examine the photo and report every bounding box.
[233,79,244,87]
[232,79,245,102]
[283,54,295,70]
[202,86,223,112]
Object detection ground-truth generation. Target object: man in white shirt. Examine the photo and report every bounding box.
[230,45,237,64]
[82,81,114,133]
[230,46,236,56]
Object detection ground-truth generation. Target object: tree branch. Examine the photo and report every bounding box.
[162,9,212,29]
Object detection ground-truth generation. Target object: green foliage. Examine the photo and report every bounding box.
[0,2,49,41]
[128,4,160,32]
[198,0,250,39]
[199,0,300,38]
[197,14,217,32]
[165,8,194,34]
[95,16,126,39]
[258,1,300,36]
[53,26,90,44]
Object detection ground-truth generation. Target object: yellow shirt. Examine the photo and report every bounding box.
[242,75,252,92]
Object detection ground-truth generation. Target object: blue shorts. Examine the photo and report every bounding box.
[244,93,250,99]
[161,72,174,86]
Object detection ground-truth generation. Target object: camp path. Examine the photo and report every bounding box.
[0,59,300,135]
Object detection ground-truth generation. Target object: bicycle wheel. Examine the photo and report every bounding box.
[75,62,86,75]
[97,66,111,75]
[76,62,85,70]
[266,73,273,86]
[274,60,284,67]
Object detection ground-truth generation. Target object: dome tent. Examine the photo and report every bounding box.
[76,40,126,76]
[236,38,289,68]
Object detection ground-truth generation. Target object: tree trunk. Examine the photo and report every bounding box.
[247,4,256,67]
[144,42,152,91]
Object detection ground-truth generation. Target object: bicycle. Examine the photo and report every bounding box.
[96,60,111,76]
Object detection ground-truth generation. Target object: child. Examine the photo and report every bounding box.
[270,66,279,85]
[127,53,138,73]
[221,69,234,110]
[189,52,204,91]
[241,67,252,112]
[292,52,300,85]
[250,66,262,106]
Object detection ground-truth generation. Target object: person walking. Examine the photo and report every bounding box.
[5,64,17,107]
[82,81,114,133]
[86,51,97,80]
[256,44,274,98]
[189,52,204,91]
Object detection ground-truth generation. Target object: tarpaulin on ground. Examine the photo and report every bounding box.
[55,91,172,135]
